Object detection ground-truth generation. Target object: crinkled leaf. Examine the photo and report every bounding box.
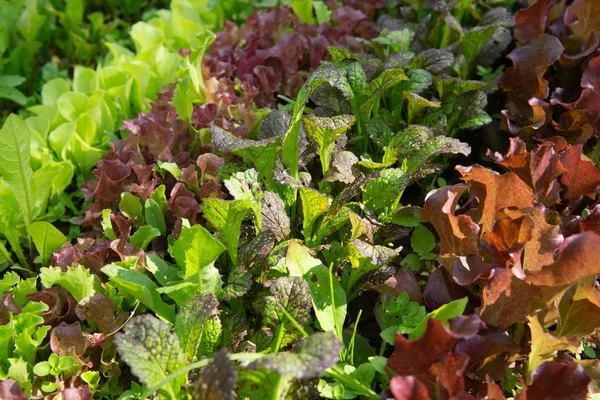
[283,64,352,179]
[261,191,290,241]
[299,188,330,245]
[263,276,312,330]
[249,332,342,379]
[40,266,96,302]
[115,314,185,397]
[303,114,355,174]
[360,68,408,120]
[192,350,237,400]
[362,168,409,215]
[175,294,220,362]
[527,315,579,380]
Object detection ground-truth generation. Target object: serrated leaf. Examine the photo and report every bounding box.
[212,125,282,191]
[360,68,408,120]
[40,266,96,302]
[115,315,185,398]
[27,221,67,267]
[175,294,220,362]
[403,92,441,124]
[303,114,355,174]
[459,26,497,77]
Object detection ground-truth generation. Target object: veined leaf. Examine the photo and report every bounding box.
[299,188,329,246]
[0,114,34,230]
[283,64,352,180]
[286,240,347,339]
[28,221,67,267]
[303,114,356,174]
[115,314,185,398]
[102,263,176,323]
[40,266,97,302]
[201,198,251,264]
[145,199,166,235]
[174,294,219,363]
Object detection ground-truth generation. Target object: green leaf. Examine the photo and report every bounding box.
[201,198,251,265]
[283,64,351,179]
[144,199,166,235]
[362,169,409,216]
[130,226,161,250]
[101,209,116,240]
[410,225,436,258]
[0,114,34,229]
[170,225,225,297]
[459,26,497,77]
[409,297,468,340]
[224,168,263,228]
[286,240,347,338]
[27,221,67,267]
[403,92,440,124]
[174,294,220,363]
[115,314,185,398]
[303,114,356,174]
[119,192,143,221]
[146,254,180,287]
[0,86,27,106]
[263,276,312,330]
[40,266,96,302]
[150,185,168,215]
[299,188,329,246]
[173,76,193,125]
[102,263,176,323]
[157,161,181,178]
[313,1,332,24]
[360,68,408,120]
[212,125,282,191]
[0,76,26,87]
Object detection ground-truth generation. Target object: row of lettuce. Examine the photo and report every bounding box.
[1,0,600,399]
